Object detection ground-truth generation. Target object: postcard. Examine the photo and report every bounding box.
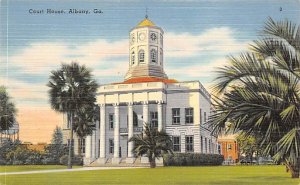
[0,0,300,184]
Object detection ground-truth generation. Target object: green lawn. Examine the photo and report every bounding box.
[0,165,81,172]
[0,165,299,185]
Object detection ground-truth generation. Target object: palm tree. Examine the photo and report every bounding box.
[73,105,97,156]
[0,86,16,130]
[129,123,173,168]
[47,62,98,169]
[209,18,300,178]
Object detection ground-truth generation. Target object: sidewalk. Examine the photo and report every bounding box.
[0,166,144,176]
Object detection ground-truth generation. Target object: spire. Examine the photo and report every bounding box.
[145,7,148,19]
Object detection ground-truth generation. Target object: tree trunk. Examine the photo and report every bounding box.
[290,167,299,178]
[250,151,253,165]
[67,113,73,169]
[287,158,300,178]
[149,157,156,168]
[148,153,156,168]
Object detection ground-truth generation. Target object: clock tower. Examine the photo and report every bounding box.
[124,16,167,80]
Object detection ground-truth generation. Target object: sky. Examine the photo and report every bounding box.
[0,0,299,143]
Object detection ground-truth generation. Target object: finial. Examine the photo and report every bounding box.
[145,7,148,18]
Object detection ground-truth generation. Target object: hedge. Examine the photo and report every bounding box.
[163,153,224,166]
[59,155,83,166]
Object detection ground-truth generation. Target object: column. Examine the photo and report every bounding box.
[157,101,163,131]
[91,131,96,159]
[85,135,92,159]
[95,120,100,158]
[127,103,134,158]
[140,102,149,164]
[99,104,106,159]
[113,104,120,164]
[142,101,149,131]
[83,135,93,165]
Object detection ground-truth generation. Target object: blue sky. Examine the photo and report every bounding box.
[0,0,299,142]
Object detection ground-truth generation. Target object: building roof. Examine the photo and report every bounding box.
[218,134,238,141]
[112,77,178,84]
[137,18,156,27]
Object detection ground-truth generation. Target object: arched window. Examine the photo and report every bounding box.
[160,50,163,65]
[131,51,135,64]
[151,49,157,63]
[139,49,145,63]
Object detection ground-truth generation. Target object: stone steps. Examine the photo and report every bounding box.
[85,157,163,167]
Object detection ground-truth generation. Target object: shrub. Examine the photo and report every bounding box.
[5,146,44,165]
[163,153,224,166]
[59,155,83,166]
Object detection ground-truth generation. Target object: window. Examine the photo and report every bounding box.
[150,49,157,63]
[205,137,207,153]
[127,112,138,128]
[204,112,207,123]
[82,139,86,154]
[172,108,180,125]
[160,50,163,64]
[131,51,135,64]
[227,144,232,150]
[67,139,74,152]
[172,136,180,152]
[208,139,211,153]
[218,144,221,154]
[201,136,203,153]
[98,139,100,157]
[109,139,114,154]
[133,111,138,127]
[185,108,194,124]
[67,113,71,128]
[200,109,203,124]
[150,112,158,128]
[109,114,114,130]
[79,139,85,154]
[139,49,145,63]
[185,136,194,152]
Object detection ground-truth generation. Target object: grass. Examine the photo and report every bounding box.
[0,165,299,185]
[0,165,81,172]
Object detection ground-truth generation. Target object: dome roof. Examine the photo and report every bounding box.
[136,18,156,27]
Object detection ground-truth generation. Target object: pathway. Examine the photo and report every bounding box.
[0,166,144,176]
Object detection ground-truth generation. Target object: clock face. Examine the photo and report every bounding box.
[150,33,157,41]
[139,33,145,41]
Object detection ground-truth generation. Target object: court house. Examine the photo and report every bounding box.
[64,16,218,166]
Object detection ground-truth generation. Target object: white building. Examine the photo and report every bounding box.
[63,16,218,166]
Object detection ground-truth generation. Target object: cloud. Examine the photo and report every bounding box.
[8,39,128,75]
[166,57,229,78]
[4,27,247,79]
[164,27,247,58]
[0,79,48,106]
[1,26,249,108]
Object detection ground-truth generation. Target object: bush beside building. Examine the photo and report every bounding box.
[163,153,224,166]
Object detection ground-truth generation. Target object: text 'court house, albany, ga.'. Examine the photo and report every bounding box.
[62,16,218,166]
